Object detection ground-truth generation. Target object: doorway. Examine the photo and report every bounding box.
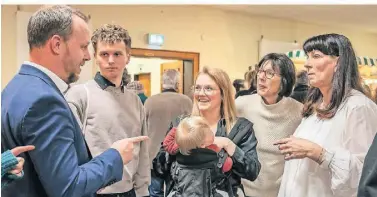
[135,73,151,97]
[130,48,199,97]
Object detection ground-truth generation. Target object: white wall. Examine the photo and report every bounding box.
[259,39,300,59]
[127,57,176,95]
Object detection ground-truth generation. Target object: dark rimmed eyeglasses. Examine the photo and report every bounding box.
[257,69,279,79]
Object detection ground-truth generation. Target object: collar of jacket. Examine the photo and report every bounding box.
[176,148,218,168]
[162,88,177,93]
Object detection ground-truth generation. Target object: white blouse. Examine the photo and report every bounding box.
[278,90,377,197]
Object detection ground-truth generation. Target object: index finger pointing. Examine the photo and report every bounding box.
[129,136,149,143]
[11,145,35,156]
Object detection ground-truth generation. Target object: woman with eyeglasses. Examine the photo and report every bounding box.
[235,53,303,197]
[153,67,261,197]
[276,34,377,197]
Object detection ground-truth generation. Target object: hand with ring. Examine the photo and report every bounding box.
[274,136,322,162]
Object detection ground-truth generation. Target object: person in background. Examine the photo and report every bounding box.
[290,70,309,103]
[122,68,131,86]
[235,70,257,98]
[360,77,372,99]
[233,79,245,94]
[277,33,377,197]
[65,23,150,197]
[127,81,148,105]
[358,132,377,197]
[236,53,302,197]
[358,85,377,197]
[145,69,192,197]
[2,145,35,189]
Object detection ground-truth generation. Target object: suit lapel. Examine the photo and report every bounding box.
[20,64,94,160]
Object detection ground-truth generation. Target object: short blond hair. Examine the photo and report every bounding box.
[175,116,213,155]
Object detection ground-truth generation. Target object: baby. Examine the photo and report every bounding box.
[163,116,232,172]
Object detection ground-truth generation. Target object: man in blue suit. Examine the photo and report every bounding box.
[1,5,148,197]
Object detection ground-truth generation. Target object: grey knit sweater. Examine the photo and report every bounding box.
[65,79,150,196]
[236,94,303,197]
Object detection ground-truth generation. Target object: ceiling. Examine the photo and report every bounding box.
[213,5,377,34]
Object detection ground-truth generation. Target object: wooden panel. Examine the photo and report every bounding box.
[160,61,184,93]
[131,48,200,80]
[137,73,151,97]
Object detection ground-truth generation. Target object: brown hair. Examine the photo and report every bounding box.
[91,24,132,54]
[27,5,89,49]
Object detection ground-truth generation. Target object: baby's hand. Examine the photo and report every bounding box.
[207,144,221,153]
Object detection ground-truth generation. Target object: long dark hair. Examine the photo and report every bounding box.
[302,34,364,119]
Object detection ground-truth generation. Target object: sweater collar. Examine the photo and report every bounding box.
[94,72,124,93]
[259,94,290,112]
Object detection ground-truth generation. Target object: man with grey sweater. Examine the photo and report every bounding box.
[65,24,150,197]
[145,69,192,197]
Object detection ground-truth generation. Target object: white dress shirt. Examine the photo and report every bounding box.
[24,61,69,94]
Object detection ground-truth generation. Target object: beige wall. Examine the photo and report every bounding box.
[2,5,377,89]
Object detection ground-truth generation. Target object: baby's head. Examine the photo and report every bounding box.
[175,116,214,155]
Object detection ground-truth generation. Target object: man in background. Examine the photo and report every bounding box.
[145,69,192,197]
[122,68,131,86]
[290,70,309,103]
[127,81,149,105]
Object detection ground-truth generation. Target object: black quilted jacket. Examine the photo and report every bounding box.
[153,116,261,197]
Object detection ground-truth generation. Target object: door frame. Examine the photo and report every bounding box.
[135,73,152,97]
[130,48,200,79]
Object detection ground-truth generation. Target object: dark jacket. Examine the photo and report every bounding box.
[235,88,256,99]
[1,64,123,197]
[358,133,377,197]
[153,116,261,197]
[169,149,226,197]
[290,84,309,104]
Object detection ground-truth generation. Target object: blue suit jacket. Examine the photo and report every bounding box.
[1,64,123,197]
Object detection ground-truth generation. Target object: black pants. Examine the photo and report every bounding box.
[96,189,136,197]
